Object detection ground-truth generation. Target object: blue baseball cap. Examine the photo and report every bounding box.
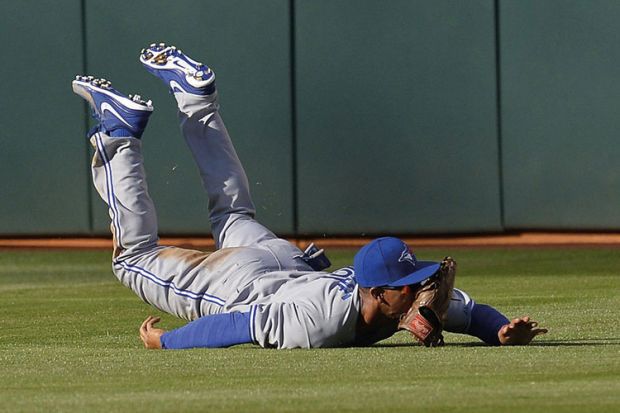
[354,237,440,288]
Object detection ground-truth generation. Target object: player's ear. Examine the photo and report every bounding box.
[369,287,385,300]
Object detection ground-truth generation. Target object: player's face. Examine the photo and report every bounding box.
[380,285,416,319]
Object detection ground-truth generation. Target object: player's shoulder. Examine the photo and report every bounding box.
[316,266,357,301]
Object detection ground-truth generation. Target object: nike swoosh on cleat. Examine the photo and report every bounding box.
[100,102,133,129]
[169,80,187,94]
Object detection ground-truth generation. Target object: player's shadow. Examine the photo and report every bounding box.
[370,338,620,348]
[515,338,620,347]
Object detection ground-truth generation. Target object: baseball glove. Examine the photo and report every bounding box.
[397,257,457,347]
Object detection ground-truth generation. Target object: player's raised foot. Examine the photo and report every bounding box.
[72,76,153,139]
[139,43,215,96]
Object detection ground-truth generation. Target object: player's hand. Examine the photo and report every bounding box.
[139,316,165,349]
[498,316,548,345]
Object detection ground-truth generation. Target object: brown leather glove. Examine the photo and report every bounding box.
[397,257,456,347]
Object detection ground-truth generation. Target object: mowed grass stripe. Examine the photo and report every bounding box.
[0,248,618,413]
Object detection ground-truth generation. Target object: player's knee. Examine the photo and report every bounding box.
[444,288,475,333]
[110,260,132,288]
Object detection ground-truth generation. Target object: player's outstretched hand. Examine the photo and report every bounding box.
[139,316,165,349]
[498,316,548,345]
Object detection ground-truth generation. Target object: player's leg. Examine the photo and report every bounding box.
[72,76,231,320]
[73,76,156,255]
[139,44,282,251]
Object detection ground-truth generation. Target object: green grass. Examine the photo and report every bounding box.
[0,248,619,412]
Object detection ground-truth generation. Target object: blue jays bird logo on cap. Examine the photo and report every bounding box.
[398,247,416,267]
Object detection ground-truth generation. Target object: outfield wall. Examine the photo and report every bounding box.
[1,0,618,236]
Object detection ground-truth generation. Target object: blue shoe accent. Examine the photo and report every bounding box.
[140,43,215,95]
[72,76,153,139]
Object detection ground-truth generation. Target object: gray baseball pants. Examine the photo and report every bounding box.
[89,91,308,321]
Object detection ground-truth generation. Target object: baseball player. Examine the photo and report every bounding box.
[72,43,547,350]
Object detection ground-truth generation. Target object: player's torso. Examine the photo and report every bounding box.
[230,266,361,348]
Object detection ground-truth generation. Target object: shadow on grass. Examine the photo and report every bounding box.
[524,338,620,347]
[369,338,620,348]
[369,342,485,348]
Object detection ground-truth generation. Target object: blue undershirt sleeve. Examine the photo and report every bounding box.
[466,304,510,346]
[160,311,252,349]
